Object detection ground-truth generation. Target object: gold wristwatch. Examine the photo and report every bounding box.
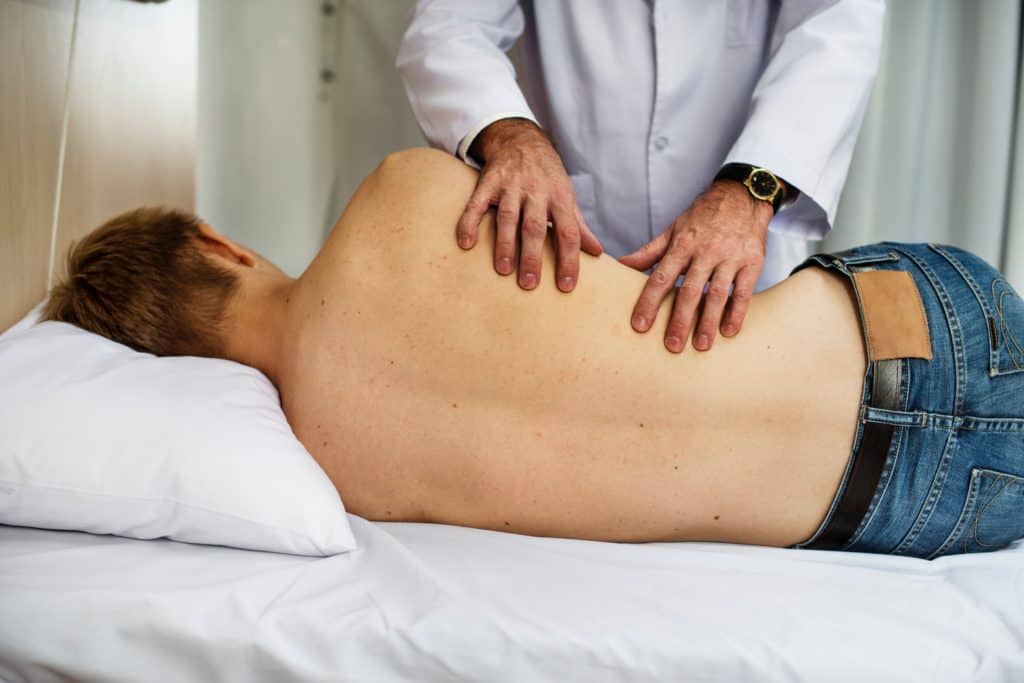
[714,163,789,213]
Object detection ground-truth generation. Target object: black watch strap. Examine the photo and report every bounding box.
[715,163,787,213]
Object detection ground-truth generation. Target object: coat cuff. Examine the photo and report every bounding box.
[720,149,831,241]
[456,110,540,169]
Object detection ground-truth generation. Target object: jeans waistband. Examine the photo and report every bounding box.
[804,358,901,550]
[793,247,914,550]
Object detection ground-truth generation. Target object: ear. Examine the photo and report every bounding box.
[195,223,256,267]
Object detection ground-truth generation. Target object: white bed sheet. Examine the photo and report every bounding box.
[0,516,1022,682]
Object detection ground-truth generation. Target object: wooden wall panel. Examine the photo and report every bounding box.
[53,0,196,276]
[0,0,74,330]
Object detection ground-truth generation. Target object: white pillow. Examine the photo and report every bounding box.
[0,307,355,556]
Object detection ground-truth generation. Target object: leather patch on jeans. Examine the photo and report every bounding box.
[852,270,933,361]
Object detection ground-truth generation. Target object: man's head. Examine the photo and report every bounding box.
[44,207,272,358]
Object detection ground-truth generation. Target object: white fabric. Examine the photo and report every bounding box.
[396,0,885,289]
[1,518,1021,682]
[828,0,1023,294]
[1007,0,1024,290]
[0,311,354,557]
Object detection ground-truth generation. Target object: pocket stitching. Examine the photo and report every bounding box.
[969,474,1014,549]
[930,467,1024,558]
[993,279,1024,375]
[932,245,1024,378]
[929,468,982,560]
[930,244,993,319]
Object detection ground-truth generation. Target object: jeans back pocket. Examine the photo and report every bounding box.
[989,278,1024,376]
[930,244,1024,377]
[929,467,1024,559]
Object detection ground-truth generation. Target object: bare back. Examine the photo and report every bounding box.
[279,149,866,548]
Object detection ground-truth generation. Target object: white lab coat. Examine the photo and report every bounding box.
[397,0,885,290]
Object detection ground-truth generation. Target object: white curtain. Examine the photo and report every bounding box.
[824,0,1023,290]
[200,1,1024,288]
[1006,4,1024,289]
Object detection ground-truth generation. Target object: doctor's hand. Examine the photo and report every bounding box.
[618,180,773,353]
[458,117,603,292]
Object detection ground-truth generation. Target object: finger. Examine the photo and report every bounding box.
[721,265,760,337]
[630,241,693,334]
[550,201,582,292]
[457,175,499,249]
[692,265,737,351]
[517,196,547,290]
[619,227,672,271]
[493,189,521,276]
[664,261,713,353]
[576,206,603,256]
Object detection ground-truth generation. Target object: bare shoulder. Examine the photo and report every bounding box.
[372,147,478,194]
[322,147,480,257]
[334,147,478,231]
[376,146,464,172]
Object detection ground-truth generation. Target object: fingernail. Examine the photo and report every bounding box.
[722,324,735,336]
[521,272,537,288]
[498,257,513,274]
[666,335,682,352]
[632,314,648,330]
[458,235,472,249]
[559,276,575,291]
[696,333,710,349]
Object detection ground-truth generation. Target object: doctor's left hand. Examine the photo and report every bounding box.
[618,180,772,353]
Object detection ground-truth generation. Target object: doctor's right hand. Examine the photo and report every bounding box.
[458,118,603,292]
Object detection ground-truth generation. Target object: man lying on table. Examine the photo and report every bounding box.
[45,148,1024,560]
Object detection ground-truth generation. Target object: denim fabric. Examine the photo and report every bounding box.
[790,243,1024,559]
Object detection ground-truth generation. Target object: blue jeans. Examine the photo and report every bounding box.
[789,243,1024,559]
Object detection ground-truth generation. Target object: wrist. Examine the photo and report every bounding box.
[714,163,791,214]
[711,178,774,225]
[469,117,547,164]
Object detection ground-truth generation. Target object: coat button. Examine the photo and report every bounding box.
[654,136,669,151]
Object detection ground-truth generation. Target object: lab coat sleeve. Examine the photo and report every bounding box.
[724,0,886,239]
[396,0,538,165]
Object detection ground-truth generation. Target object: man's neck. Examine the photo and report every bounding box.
[225,275,298,386]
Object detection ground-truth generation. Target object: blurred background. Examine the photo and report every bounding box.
[3,0,1023,329]
[197,0,1024,287]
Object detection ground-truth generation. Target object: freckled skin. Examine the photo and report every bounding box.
[277,149,867,548]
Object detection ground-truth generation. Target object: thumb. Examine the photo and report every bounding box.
[618,229,672,271]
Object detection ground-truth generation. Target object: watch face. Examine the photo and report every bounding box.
[748,169,778,199]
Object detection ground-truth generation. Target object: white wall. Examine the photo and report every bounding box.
[197,0,423,277]
[2,0,197,328]
[328,0,424,223]
[197,0,333,277]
